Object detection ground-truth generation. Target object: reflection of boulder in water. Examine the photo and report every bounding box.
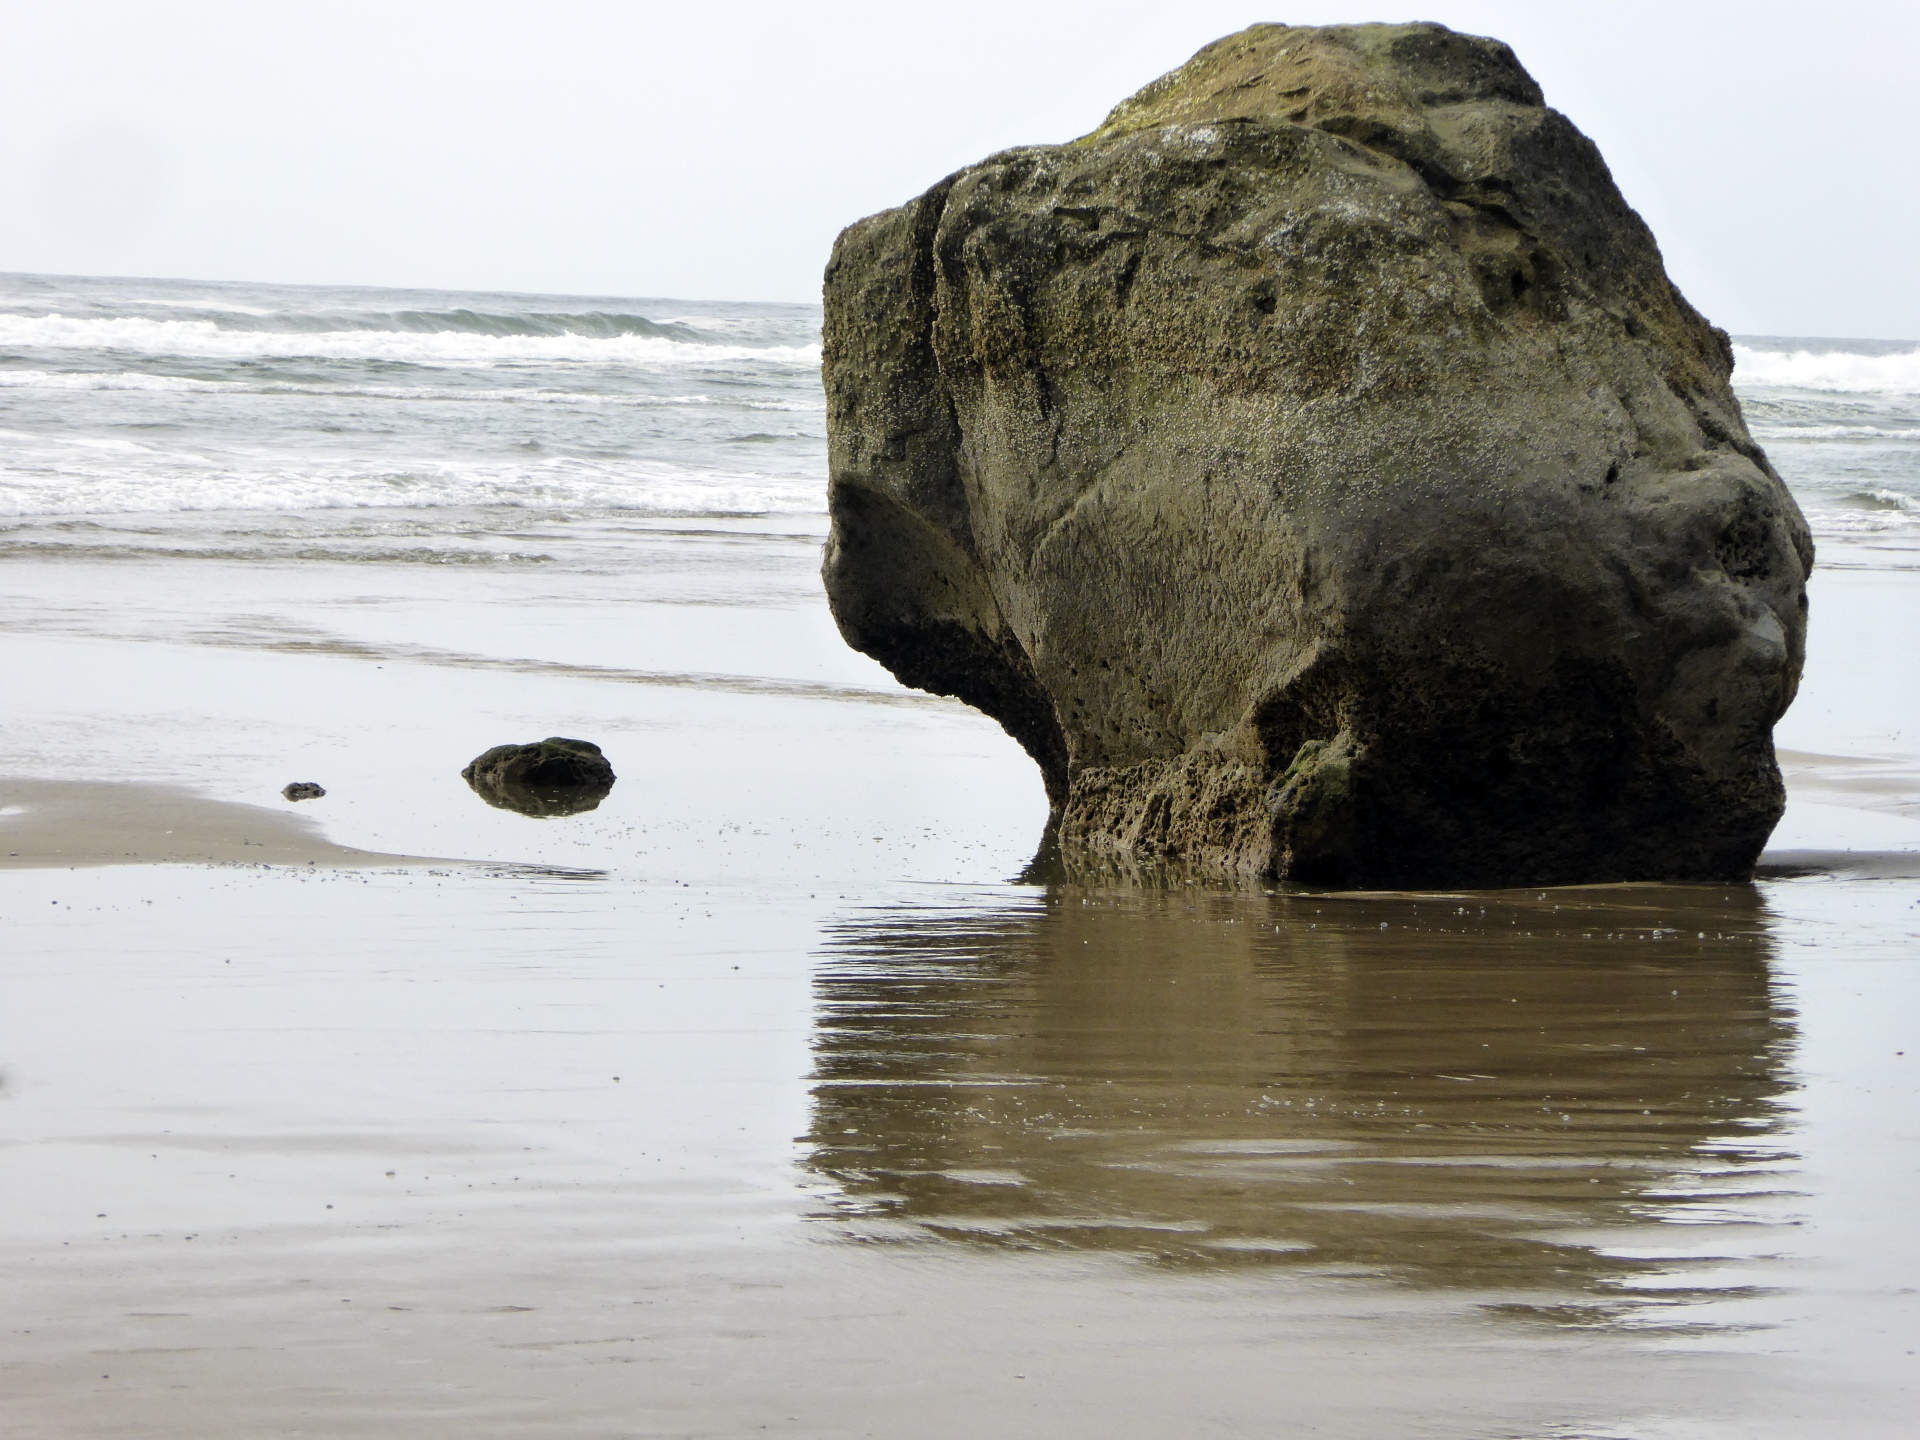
[804,885,1795,1309]
[461,737,615,818]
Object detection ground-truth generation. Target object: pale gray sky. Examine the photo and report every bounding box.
[0,1,1912,337]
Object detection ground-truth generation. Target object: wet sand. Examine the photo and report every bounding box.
[0,778,426,869]
[2,523,1918,1437]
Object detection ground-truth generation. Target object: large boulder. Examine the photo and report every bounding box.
[821,22,1812,887]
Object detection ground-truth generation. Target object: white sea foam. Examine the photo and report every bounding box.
[0,427,159,454]
[305,384,823,412]
[0,313,821,369]
[1749,422,1920,442]
[0,448,821,519]
[132,297,277,316]
[1788,487,1920,537]
[1733,343,1920,394]
[0,367,823,410]
[0,368,235,393]
[1802,511,1920,535]
[653,314,799,335]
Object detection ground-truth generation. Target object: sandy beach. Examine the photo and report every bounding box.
[9,0,1920,1426]
[2,502,1918,1437]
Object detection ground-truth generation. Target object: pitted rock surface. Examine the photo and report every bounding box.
[821,21,1812,886]
[462,737,616,818]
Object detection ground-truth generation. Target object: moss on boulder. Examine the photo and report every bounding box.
[821,22,1811,886]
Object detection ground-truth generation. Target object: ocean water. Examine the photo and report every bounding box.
[0,272,826,569]
[1,270,1915,566]
[1735,335,1920,554]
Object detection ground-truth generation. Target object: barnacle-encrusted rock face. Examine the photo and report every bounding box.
[821,21,1812,886]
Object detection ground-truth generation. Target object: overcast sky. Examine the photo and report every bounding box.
[1,1,1912,337]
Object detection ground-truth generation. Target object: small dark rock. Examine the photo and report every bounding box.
[461,737,616,818]
[282,782,326,801]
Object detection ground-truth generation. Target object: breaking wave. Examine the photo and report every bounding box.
[0,312,821,369]
[150,306,714,340]
[1850,488,1920,512]
[1733,343,1920,395]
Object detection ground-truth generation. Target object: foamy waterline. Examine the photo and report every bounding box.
[0,452,823,518]
[0,368,824,411]
[0,313,821,369]
[1749,422,1920,442]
